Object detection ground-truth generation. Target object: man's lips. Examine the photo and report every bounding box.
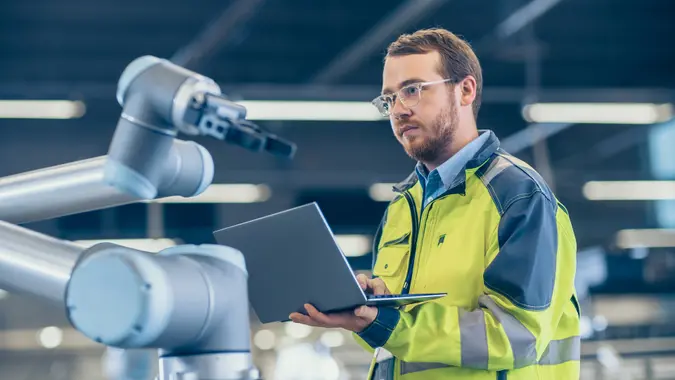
[399,125,419,136]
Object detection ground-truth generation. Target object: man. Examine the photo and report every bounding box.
[290,28,580,380]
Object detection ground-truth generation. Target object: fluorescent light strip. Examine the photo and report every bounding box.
[0,327,97,351]
[74,238,179,251]
[523,103,673,125]
[583,181,675,200]
[153,184,271,203]
[369,183,397,202]
[335,234,372,257]
[75,235,371,257]
[0,100,86,119]
[616,229,675,249]
[236,100,384,121]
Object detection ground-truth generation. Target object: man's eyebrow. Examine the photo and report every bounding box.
[381,78,425,95]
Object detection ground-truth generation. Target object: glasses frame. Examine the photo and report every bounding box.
[372,78,456,117]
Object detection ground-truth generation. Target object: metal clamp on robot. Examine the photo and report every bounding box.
[0,56,297,380]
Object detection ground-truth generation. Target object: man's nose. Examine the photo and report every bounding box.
[391,96,412,119]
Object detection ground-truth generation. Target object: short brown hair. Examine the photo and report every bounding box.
[386,28,483,119]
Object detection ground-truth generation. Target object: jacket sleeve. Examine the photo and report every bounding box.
[356,191,577,371]
[351,206,388,354]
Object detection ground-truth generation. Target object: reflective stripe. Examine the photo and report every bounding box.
[376,347,394,363]
[383,295,581,377]
[538,336,580,365]
[480,156,512,185]
[400,361,448,375]
[398,336,580,375]
[459,307,489,369]
[479,295,537,368]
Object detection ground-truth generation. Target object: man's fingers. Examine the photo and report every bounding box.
[371,278,391,295]
[356,273,368,290]
[293,304,375,333]
[355,274,391,295]
[304,304,334,325]
[289,312,320,327]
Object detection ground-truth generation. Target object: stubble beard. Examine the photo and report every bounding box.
[404,101,459,164]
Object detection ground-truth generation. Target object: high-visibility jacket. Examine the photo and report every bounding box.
[353,131,580,379]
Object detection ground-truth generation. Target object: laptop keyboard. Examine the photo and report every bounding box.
[369,294,395,299]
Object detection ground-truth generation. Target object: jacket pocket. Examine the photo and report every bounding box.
[380,231,410,248]
[373,243,409,278]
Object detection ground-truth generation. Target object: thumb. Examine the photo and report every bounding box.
[354,305,378,321]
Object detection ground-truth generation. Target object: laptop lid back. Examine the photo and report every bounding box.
[213,202,366,323]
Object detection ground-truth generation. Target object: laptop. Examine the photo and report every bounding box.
[213,202,446,324]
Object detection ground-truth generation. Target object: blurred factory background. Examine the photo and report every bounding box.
[1,0,674,379]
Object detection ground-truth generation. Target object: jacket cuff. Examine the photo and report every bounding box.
[356,307,401,349]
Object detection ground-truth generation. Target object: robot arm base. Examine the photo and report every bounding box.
[66,244,252,352]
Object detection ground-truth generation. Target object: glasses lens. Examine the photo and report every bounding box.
[372,96,391,116]
[399,84,421,108]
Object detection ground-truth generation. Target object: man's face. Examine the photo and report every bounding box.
[381,51,458,164]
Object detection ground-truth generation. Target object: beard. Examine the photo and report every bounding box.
[402,100,459,164]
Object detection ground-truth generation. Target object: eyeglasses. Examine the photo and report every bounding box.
[371,78,455,117]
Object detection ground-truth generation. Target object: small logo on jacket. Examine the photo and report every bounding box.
[438,234,446,246]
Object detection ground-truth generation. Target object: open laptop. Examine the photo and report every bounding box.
[213,202,446,324]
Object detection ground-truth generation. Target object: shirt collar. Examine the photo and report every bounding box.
[414,130,492,190]
[394,129,500,193]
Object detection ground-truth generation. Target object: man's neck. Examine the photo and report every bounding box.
[424,127,479,172]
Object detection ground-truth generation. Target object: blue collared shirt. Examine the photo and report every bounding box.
[416,131,491,208]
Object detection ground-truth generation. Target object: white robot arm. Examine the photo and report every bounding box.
[0,56,296,380]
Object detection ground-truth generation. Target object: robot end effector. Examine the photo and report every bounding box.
[107,56,296,199]
[116,55,296,158]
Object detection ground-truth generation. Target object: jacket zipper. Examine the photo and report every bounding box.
[398,184,462,294]
[401,191,419,295]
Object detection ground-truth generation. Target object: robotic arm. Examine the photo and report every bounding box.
[0,56,294,224]
[0,56,296,380]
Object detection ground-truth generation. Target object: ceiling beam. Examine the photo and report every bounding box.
[495,0,565,40]
[555,126,655,168]
[475,0,565,54]
[310,0,450,85]
[501,123,572,154]
[170,0,267,70]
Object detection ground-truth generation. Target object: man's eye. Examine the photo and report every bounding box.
[403,86,418,96]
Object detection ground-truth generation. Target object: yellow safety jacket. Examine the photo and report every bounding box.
[354,131,580,379]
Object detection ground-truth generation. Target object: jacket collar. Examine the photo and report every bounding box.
[393,129,500,193]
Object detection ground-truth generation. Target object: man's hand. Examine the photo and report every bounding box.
[288,274,391,333]
[355,273,391,296]
[289,303,377,333]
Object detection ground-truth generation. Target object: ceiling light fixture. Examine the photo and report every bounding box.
[0,100,86,119]
[523,103,673,125]
[151,184,271,204]
[582,181,675,200]
[236,100,384,121]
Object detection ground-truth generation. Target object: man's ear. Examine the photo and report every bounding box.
[459,76,477,107]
